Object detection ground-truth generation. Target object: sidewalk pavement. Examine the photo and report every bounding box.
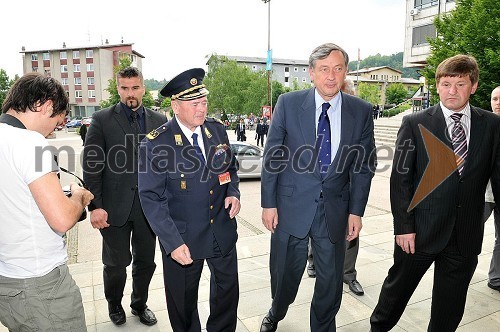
[3,111,498,331]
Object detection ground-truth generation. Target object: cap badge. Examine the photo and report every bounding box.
[190,78,197,86]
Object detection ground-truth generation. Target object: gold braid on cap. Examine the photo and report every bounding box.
[171,84,206,100]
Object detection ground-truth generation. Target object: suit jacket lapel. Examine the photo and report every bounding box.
[298,89,320,178]
[113,103,134,136]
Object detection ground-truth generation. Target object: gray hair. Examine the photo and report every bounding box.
[341,77,355,95]
[309,43,349,68]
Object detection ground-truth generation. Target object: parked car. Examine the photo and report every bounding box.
[229,141,263,179]
[82,117,92,127]
[66,119,82,128]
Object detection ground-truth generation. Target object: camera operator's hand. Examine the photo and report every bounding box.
[69,182,93,207]
[90,208,110,230]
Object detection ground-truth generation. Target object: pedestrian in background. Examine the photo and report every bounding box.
[235,118,246,141]
[370,55,500,331]
[256,117,266,147]
[79,120,87,145]
[138,68,241,332]
[83,67,166,326]
[260,43,375,332]
[0,73,93,331]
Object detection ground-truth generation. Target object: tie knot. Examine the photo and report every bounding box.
[450,113,463,123]
[322,102,330,113]
[191,132,198,141]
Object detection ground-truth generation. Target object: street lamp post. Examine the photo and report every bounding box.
[262,0,271,116]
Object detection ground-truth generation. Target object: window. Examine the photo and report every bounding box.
[412,24,436,46]
[74,77,82,85]
[302,78,307,83]
[60,51,67,59]
[75,90,83,98]
[43,52,50,60]
[87,77,95,85]
[294,67,298,72]
[31,54,38,61]
[284,67,290,73]
[285,77,289,83]
[88,90,96,98]
[32,67,38,72]
[62,78,68,85]
[73,64,80,72]
[414,0,438,8]
[252,65,257,71]
[73,50,80,59]
[86,49,93,58]
[61,65,68,72]
[303,68,307,72]
[87,63,94,72]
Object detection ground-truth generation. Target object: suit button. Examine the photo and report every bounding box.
[210,219,214,224]
[181,173,185,178]
[210,190,213,195]
[210,205,213,210]
[457,205,462,208]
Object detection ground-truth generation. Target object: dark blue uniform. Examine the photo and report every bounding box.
[138,116,240,331]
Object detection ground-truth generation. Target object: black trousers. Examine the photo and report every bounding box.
[256,134,265,147]
[161,240,239,332]
[100,191,156,311]
[370,231,478,332]
[268,198,345,332]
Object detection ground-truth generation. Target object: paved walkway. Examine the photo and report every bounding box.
[3,111,498,331]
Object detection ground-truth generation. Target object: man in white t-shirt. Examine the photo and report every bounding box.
[0,73,94,331]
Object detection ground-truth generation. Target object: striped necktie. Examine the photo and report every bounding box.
[450,113,467,175]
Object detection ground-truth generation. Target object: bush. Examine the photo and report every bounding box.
[383,102,411,117]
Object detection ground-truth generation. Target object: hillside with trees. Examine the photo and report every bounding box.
[348,52,419,79]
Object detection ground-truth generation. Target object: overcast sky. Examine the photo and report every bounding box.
[1,0,405,81]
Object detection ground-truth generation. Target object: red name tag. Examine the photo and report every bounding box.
[218,172,231,185]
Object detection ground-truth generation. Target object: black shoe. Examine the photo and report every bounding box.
[260,315,278,332]
[109,304,126,325]
[307,263,316,278]
[345,279,364,296]
[131,307,157,326]
[487,282,500,291]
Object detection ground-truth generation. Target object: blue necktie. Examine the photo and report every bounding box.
[316,102,331,177]
[191,132,206,165]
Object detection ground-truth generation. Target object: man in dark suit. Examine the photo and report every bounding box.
[138,68,241,332]
[256,118,266,147]
[260,43,376,332]
[235,118,246,141]
[83,67,166,326]
[370,55,500,332]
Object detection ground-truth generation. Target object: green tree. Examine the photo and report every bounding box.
[358,82,380,105]
[348,52,419,79]
[386,83,408,105]
[422,0,500,109]
[100,57,155,109]
[0,69,11,107]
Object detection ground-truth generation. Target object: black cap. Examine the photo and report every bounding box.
[160,68,209,100]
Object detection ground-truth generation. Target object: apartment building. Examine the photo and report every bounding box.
[208,55,312,88]
[20,42,144,118]
[404,0,456,68]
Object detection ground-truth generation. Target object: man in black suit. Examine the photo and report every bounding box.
[138,68,241,332]
[370,55,500,331]
[235,118,246,141]
[260,43,376,332]
[256,118,266,147]
[83,67,166,326]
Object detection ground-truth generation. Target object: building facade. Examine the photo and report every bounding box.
[404,0,456,68]
[21,42,144,118]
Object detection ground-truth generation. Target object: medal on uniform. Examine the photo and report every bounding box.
[204,127,212,138]
[180,180,187,190]
[175,134,183,146]
[218,172,231,185]
[215,143,228,156]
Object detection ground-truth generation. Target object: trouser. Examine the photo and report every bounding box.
[161,241,239,332]
[370,232,478,332]
[101,192,157,311]
[269,198,345,332]
[0,264,86,331]
[484,202,500,286]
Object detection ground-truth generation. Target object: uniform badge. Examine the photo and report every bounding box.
[190,78,197,86]
[204,127,212,138]
[175,134,183,146]
[180,180,187,190]
[218,172,231,185]
[215,143,229,156]
[146,129,159,140]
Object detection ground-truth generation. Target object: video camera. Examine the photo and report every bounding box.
[59,164,88,222]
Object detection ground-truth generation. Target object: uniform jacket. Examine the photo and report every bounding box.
[138,117,240,259]
[83,103,167,226]
[391,104,500,256]
[261,88,376,243]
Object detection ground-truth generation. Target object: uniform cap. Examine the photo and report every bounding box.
[160,68,209,100]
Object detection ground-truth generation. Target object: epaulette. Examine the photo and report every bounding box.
[206,117,224,126]
[146,124,167,140]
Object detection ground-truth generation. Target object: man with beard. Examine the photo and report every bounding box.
[83,67,166,326]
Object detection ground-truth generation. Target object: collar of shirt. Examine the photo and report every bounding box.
[121,102,144,123]
[440,101,471,144]
[176,118,207,158]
